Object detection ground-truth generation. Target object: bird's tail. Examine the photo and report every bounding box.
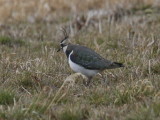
[108,62,124,69]
[113,62,124,68]
[113,62,124,67]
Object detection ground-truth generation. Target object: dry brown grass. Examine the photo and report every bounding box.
[0,0,159,23]
[0,0,160,120]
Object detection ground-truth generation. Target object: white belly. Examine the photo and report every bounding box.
[68,51,99,77]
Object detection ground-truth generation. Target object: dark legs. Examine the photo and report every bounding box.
[82,73,108,86]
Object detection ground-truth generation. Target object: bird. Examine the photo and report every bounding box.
[57,28,124,86]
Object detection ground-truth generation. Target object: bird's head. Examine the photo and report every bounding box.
[57,28,69,53]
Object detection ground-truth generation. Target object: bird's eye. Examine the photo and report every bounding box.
[61,44,66,47]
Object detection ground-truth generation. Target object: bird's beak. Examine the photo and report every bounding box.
[57,47,62,52]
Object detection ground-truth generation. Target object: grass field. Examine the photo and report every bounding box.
[0,0,160,120]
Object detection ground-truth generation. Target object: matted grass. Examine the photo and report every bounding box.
[0,0,160,120]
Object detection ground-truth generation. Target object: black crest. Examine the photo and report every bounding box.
[60,27,69,44]
[57,27,69,52]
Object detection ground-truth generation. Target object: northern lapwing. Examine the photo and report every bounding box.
[57,28,124,86]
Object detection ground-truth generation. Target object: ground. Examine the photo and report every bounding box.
[0,0,160,120]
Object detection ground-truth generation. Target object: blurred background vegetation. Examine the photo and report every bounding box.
[0,0,159,23]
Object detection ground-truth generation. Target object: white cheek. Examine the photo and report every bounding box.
[63,46,68,52]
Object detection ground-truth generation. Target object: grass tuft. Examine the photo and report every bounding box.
[0,36,12,46]
[0,90,15,105]
[18,72,34,88]
[85,88,111,105]
[59,107,89,120]
[0,36,26,47]
[114,79,154,105]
